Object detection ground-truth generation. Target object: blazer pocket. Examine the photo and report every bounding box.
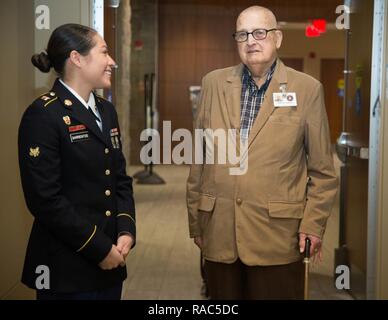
[198,193,216,212]
[268,201,304,219]
[268,115,301,125]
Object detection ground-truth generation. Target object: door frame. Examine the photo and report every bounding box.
[368,0,388,300]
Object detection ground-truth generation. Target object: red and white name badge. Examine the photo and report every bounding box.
[273,92,297,107]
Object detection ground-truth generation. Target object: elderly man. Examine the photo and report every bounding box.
[186,6,338,299]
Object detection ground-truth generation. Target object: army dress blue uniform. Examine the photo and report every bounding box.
[18,79,136,294]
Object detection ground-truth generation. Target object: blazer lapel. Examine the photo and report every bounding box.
[247,59,288,149]
[224,64,243,131]
[246,78,277,148]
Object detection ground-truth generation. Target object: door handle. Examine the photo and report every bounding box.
[336,132,369,161]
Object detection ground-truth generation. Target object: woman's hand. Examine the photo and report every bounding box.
[98,245,124,270]
[116,234,135,266]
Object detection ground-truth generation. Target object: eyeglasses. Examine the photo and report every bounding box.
[232,28,277,42]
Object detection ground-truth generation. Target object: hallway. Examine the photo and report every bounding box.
[124,165,202,299]
[123,160,353,300]
[2,0,388,301]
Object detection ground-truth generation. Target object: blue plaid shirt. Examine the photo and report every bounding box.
[240,61,276,140]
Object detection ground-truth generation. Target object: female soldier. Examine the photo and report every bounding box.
[18,23,136,300]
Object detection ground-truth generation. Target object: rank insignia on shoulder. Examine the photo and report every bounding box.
[64,99,73,106]
[41,95,50,101]
[29,147,40,158]
[63,116,71,125]
[49,92,56,96]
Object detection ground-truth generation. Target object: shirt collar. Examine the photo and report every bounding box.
[242,60,277,89]
[59,78,95,110]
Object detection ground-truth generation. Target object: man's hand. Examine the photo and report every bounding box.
[299,233,322,262]
[98,244,124,270]
[116,234,134,266]
[194,236,203,249]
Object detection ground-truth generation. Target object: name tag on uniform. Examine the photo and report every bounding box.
[70,131,89,143]
[273,92,297,107]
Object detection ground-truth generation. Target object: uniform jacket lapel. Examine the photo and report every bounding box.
[52,79,109,146]
[94,93,111,137]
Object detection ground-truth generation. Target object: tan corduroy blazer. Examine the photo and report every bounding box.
[186,59,338,266]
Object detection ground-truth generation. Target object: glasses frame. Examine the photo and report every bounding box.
[232,28,278,42]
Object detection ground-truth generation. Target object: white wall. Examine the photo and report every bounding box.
[0,0,94,300]
[279,27,345,80]
[0,0,35,300]
[34,0,93,92]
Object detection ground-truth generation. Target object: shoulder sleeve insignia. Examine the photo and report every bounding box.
[29,147,40,158]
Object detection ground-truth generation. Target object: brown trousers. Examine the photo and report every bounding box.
[204,258,304,300]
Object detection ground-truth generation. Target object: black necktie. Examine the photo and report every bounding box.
[88,106,102,131]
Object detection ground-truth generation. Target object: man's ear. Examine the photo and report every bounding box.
[68,50,82,68]
[275,30,283,49]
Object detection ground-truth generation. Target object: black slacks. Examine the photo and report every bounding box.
[204,258,304,300]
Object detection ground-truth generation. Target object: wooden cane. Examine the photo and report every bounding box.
[303,237,311,300]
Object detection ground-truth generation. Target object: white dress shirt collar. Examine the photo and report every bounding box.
[59,78,96,110]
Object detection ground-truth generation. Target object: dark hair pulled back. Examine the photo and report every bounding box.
[31,23,97,75]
